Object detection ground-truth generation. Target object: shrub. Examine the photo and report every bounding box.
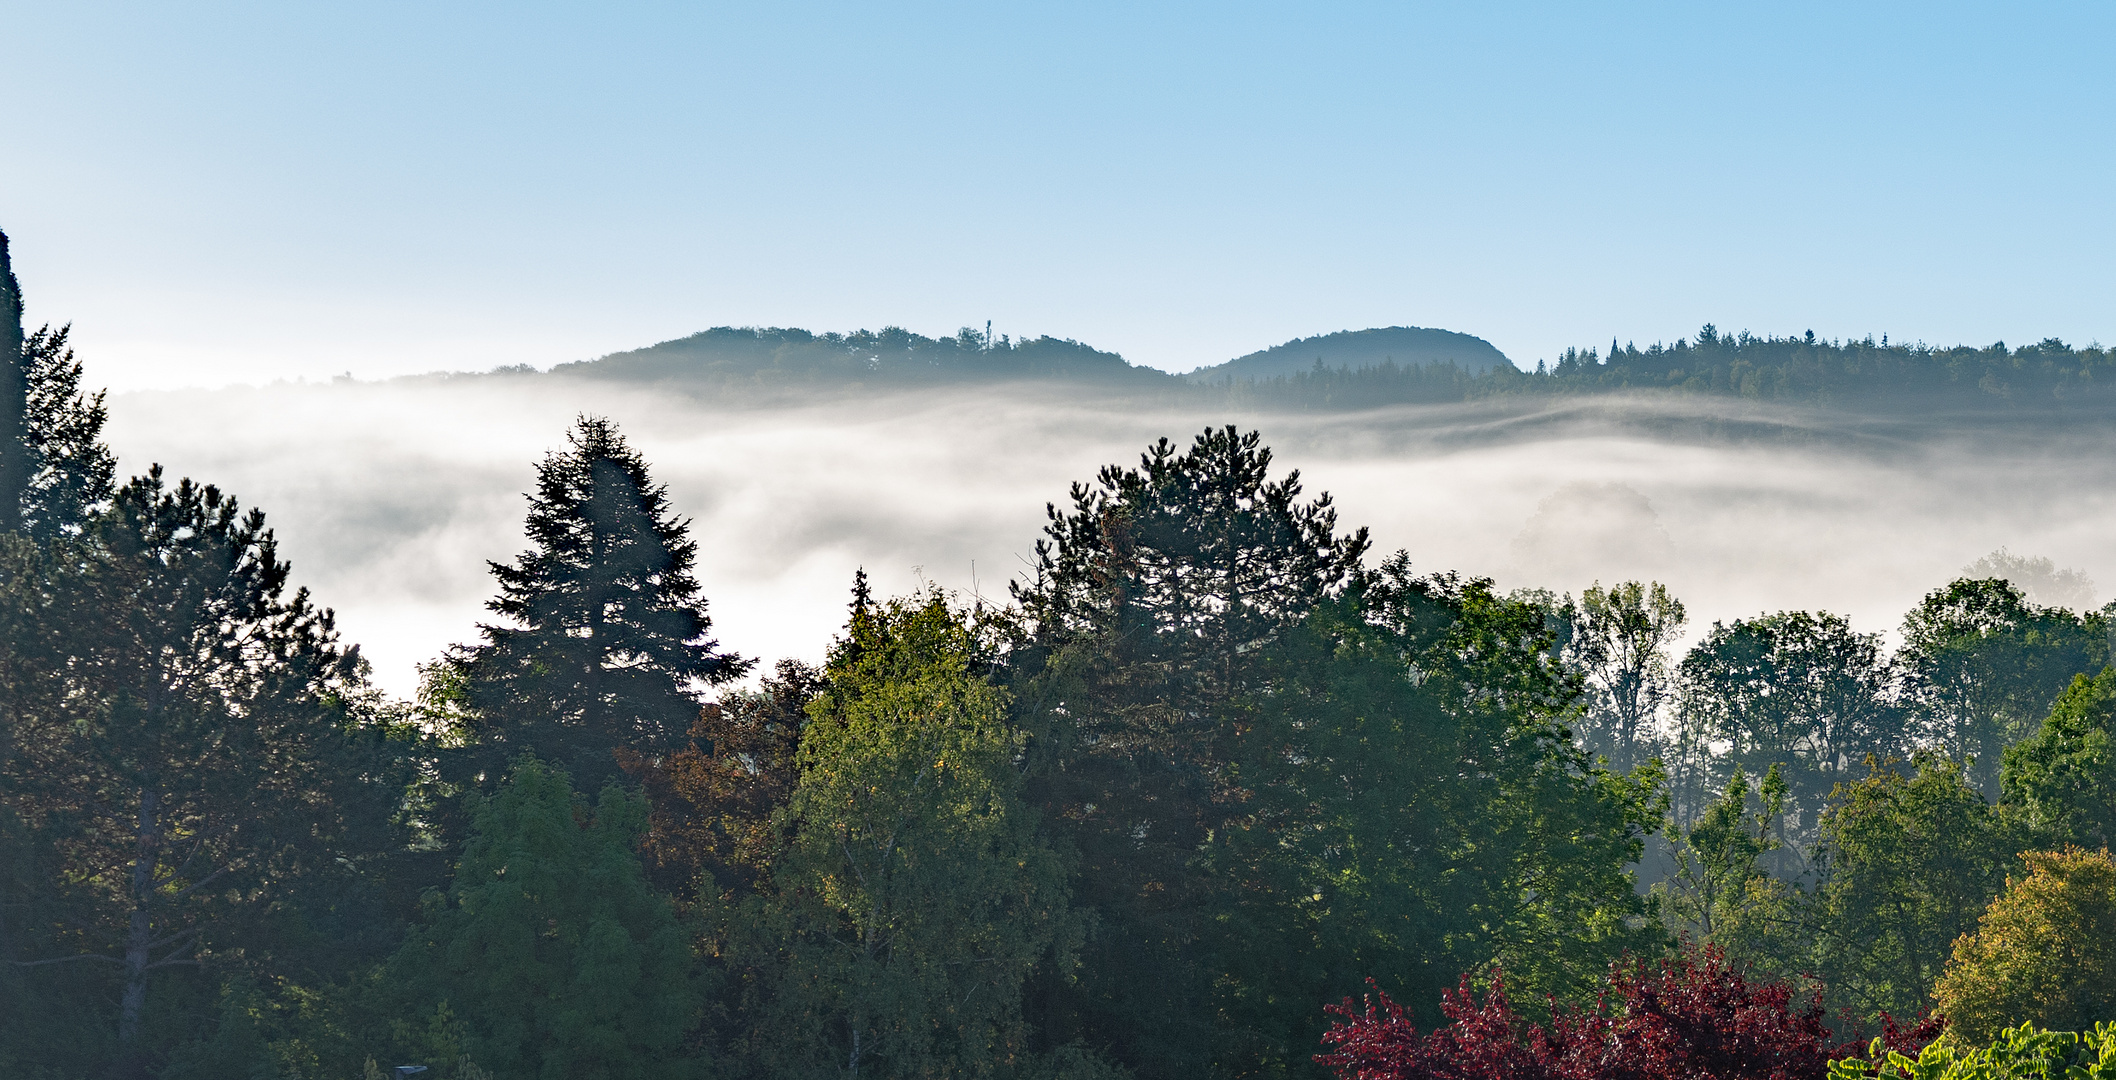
[1317,946,1938,1080]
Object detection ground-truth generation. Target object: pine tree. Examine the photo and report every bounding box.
[3,467,406,1071]
[459,416,748,793]
[1009,426,1369,1077]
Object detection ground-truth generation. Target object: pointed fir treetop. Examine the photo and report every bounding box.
[461,415,749,790]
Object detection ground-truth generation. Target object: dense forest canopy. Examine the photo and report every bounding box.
[5,232,2116,1079]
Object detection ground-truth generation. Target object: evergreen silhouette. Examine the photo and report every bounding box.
[0,229,29,530]
[459,416,748,792]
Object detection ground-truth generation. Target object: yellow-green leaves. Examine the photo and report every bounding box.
[1933,848,2116,1045]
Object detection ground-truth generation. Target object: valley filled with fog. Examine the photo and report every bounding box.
[105,374,2115,697]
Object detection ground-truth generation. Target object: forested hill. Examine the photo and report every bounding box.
[529,321,2116,417]
[1186,325,1513,381]
[1231,326,2116,416]
[548,325,1165,387]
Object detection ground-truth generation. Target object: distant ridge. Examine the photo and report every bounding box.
[1187,326,1513,382]
[550,325,1166,387]
[509,322,2114,422]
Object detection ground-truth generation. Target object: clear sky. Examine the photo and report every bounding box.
[4,1,2112,388]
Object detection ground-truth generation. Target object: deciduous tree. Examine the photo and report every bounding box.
[1809,758,2011,1023]
[1899,580,2105,797]
[738,587,1085,1080]
[2000,668,2116,850]
[1678,611,1899,841]
[1932,847,2116,1044]
[1565,580,1686,774]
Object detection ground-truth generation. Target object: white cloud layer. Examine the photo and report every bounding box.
[103,379,2115,697]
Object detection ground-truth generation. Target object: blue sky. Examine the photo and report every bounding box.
[3,1,2112,387]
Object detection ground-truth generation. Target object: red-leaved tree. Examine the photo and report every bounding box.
[1318,946,1940,1080]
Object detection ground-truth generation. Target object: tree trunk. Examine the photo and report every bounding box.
[118,786,159,1047]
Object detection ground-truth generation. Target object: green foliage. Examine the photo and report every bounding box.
[18,299,2116,1080]
[733,586,1086,1080]
[1810,758,2013,1022]
[1899,579,2106,796]
[0,467,414,1074]
[1830,1021,2116,1080]
[1009,428,1660,1079]
[1677,610,1900,837]
[1659,765,1803,968]
[2002,668,2116,850]
[1195,577,1664,1074]
[390,755,703,1080]
[17,323,115,540]
[1009,425,1371,1079]
[1565,580,1686,773]
[1933,848,2116,1045]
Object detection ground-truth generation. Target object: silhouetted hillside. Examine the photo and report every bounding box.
[1186,326,1513,382]
[550,325,1170,389]
[516,321,2116,422]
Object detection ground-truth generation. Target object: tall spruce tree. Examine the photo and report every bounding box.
[0,230,116,538]
[459,416,748,793]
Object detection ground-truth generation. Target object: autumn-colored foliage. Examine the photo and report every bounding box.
[1318,946,1940,1080]
[1931,847,2116,1044]
[621,659,824,899]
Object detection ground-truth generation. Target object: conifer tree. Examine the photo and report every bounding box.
[0,232,114,542]
[459,416,748,792]
[3,468,405,1070]
[0,228,29,530]
[1009,427,1369,1076]
[18,323,115,539]
[388,756,702,1080]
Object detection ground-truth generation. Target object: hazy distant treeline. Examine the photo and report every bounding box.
[468,322,2116,419]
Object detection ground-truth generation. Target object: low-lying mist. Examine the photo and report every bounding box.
[105,377,2116,696]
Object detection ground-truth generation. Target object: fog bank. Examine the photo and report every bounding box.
[105,379,2116,696]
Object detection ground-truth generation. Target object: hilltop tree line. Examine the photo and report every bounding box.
[1218,326,2116,415]
[4,237,2115,1079]
[519,321,2116,418]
